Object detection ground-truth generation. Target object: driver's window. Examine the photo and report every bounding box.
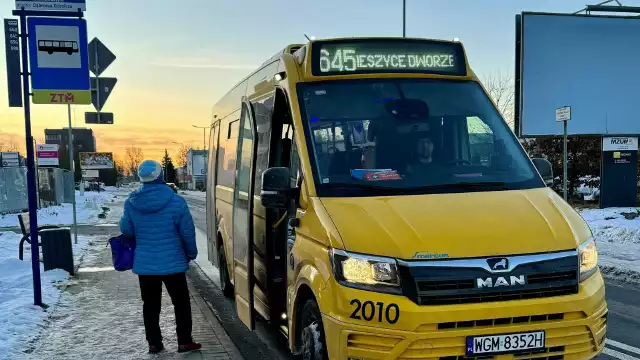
[467,116,494,166]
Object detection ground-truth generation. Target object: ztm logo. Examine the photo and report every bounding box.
[50,93,75,103]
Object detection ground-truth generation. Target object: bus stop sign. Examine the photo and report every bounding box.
[27,17,90,105]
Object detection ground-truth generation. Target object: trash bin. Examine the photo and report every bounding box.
[40,228,75,275]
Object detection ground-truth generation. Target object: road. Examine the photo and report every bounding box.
[183,194,640,360]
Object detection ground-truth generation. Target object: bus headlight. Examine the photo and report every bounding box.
[579,237,598,282]
[329,249,401,294]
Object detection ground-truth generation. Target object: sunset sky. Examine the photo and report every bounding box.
[0,0,623,160]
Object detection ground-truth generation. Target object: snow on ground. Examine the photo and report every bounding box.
[180,190,206,199]
[0,188,128,228]
[580,207,640,284]
[0,231,95,360]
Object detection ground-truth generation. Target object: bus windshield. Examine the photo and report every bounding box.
[297,79,544,197]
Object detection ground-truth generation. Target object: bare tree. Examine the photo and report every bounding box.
[481,71,515,127]
[175,143,192,168]
[0,138,20,152]
[124,146,144,178]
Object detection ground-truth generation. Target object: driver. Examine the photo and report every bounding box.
[406,135,437,175]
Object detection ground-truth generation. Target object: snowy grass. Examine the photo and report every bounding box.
[180,190,206,199]
[0,231,94,359]
[0,190,120,228]
[580,207,640,284]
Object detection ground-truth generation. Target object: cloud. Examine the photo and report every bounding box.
[150,57,257,70]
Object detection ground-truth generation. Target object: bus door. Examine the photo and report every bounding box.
[207,122,220,265]
[232,100,258,330]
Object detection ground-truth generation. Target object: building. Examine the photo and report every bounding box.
[186,149,208,190]
[45,128,96,181]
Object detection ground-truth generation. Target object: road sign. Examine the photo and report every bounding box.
[27,17,90,105]
[1,152,20,167]
[15,0,86,12]
[90,77,117,111]
[36,144,59,166]
[88,38,115,76]
[81,169,99,178]
[556,106,571,122]
[85,112,114,124]
[4,19,22,107]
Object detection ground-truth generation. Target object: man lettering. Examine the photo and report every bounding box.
[64,93,74,103]
[50,93,58,103]
[425,55,434,67]
[448,55,455,67]
[439,55,449,67]
[491,337,500,349]
[417,55,427,67]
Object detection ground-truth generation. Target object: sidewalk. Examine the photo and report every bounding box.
[22,230,242,360]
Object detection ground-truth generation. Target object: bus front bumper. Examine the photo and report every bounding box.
[320,272,607,360]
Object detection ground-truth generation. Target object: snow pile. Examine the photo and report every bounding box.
[0,231,92,359]
[180,190,206,199]
[580,208,640,284]
[0,189,118,228]
[576,175,600,201]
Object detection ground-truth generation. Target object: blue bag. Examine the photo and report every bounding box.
[108,235,136,271]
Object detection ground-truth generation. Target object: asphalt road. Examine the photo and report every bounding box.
[184,194,640,360]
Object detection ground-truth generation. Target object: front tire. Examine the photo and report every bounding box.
[298,299,328,360]
[218,246,234,298]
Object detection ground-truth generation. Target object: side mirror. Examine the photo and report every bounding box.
[532,158,553,186]
[260,167,292,209]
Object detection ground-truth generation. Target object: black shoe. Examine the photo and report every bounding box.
[148,343,165,354]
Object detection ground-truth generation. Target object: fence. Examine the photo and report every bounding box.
[0,167,74,214]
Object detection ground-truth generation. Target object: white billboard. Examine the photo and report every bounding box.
[1,152,20,167]
[188,151,206,177]
[36,144,59,166]
[518,13,640,136]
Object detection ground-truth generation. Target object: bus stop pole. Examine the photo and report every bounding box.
[67,104,78,244]
[402,0,406,37]
[563,120,568,201]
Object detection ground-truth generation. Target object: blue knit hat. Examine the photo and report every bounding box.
[138,159,163,183]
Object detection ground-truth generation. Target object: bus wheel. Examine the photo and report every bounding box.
[218,246,234,298]
[299,299,328,360]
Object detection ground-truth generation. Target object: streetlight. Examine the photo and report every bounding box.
[192,124,208,150]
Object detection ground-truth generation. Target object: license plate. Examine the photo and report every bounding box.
[466,331,545,356]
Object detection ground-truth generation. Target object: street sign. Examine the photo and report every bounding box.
[27,17,90,105]
[81,169,99,178]
[90,77,117,111]
[85,112,114,124]
[4,19,22,107]
[555,106,571,122]
[1,152,20,167]
[36,144,59,166]
[15,0,86,12]
[88,38,115,76]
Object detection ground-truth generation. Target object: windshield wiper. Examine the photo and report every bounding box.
[403,181,508,191]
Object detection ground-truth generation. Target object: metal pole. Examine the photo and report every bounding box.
[94,41,100,124]
[402,0,406,37]
[19,11,42,307]
[68,105,78,244]
[203,128,206,150]
[563,120,568,201]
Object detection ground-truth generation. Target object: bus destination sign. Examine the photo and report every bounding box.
[312,39,466,76]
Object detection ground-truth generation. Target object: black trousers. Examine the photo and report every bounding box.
[138,272,193,346]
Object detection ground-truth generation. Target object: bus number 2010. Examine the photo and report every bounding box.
[350,299,400,324]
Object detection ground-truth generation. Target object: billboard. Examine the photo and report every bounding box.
[516,13,640,137]
[187,150,207,177]
[36,144,59,166]
[80,152,113,169]
[1,152,20,167]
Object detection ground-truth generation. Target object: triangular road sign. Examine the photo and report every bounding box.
[90,77,117,111]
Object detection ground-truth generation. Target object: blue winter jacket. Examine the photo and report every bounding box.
[119,183,197,275]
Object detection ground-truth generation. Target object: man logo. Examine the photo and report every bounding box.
[487,257,509,271]
[476,275,526,288]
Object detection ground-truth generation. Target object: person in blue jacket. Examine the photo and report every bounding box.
[120,159,202,354]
